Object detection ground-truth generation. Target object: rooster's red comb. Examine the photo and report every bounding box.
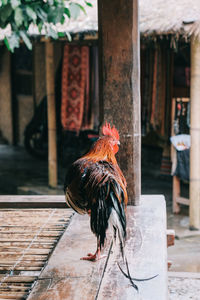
[102,122,119,141]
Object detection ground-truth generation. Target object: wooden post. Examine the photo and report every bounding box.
[98,0,141,205]
[160,45,166,136]
[189,35,200,229]
[172,176,181,214]
[150,46,158,127]
[45,41,58,188]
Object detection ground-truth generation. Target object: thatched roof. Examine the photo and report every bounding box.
[140,0,200,38]
[1,0,200,41]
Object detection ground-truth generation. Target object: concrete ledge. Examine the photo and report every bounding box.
[97,195,168,300]
[168,272,200,279]
[28,195,168,300]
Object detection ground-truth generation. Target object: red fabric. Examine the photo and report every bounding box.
[61,45,90,133]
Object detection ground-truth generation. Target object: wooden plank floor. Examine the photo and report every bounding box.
[0,208,73,300]
[28,196,168,300]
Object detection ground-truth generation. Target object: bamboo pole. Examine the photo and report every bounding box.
[189,35,200,230]
[45,41,58,188]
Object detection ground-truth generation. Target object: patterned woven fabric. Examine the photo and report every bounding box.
[61,45,90,133]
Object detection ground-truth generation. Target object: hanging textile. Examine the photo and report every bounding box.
[61,45,90,133]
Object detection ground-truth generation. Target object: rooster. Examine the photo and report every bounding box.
[64,122,127,261]
[64,123,158,291]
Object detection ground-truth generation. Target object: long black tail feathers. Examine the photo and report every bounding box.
[118,258,139,292]
[118,257,158,292]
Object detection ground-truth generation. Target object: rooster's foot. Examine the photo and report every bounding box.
[80,251,106,262]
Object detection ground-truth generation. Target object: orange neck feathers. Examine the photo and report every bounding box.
[82,123,127,204]
[84,136,117,164]
[83,122,120,162]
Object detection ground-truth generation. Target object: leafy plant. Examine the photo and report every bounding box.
[0,0,92,52]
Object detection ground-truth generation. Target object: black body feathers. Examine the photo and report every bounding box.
[64,158,126,251]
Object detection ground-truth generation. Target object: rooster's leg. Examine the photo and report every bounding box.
[80,239,106,262]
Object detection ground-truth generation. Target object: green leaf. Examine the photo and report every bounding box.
[4,33,20,52]
[37,22,43,33]
[47,8,57,23]
[37,7,48,21]
[47,0,54,5]
[54,0,64,5]
[4,37,12,52]
[69,2,81,19]
[14,7,23,27]
[60,15,65,24]
[1,0,90,52]
[0,4,12,24]
[85,1,93,7]
[23,19,29,29]
[47,7,64,24]
[58,31,65,37]
[64,7,70,18]
[19,31,32,50]
[26,6,37,21]
[11,0,21,9]
[47,27,58,39]
[56,7,65,22]
[77,3,86,15]
[66,31,72,42]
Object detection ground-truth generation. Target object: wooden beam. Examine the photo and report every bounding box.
[0,195,66,209]
[167,229,175,247]
[45,41,58,188]
[160,45,166,136]
[172,176,181,214]
[150,47,158,127]
[40,33,98,43]
[176,196,190,206]
[189,36,200,230]
[98,0,141,205]
[0,50,13,144]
